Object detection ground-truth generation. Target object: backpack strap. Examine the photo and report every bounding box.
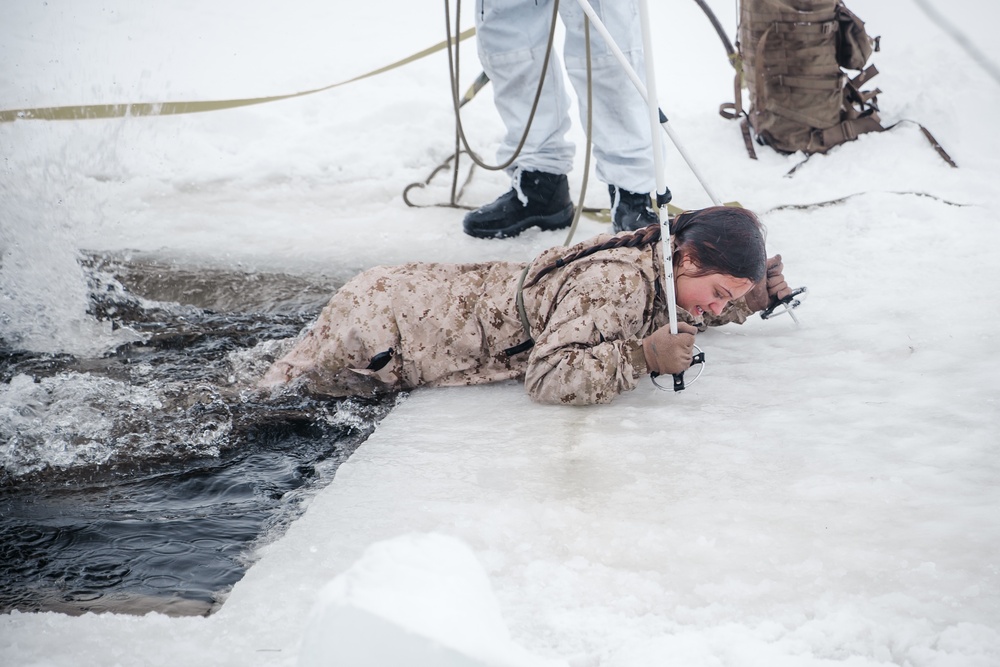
[844,65,881,108]
[718,66,758,159]
[503,264,536,358]
[747,9,834,23]
[850,63,879,87]
[740,117,759,159]
[915,123,958,168]
[768,19,838,35]
[878,120,959,168]
[772,73,843,91]
[819,115,884,148]
[718,62,745,120]
[767,104,842,131]
[759,45,834,62]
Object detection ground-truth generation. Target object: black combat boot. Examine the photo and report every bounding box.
[609,184,667,233]
[463,170,574,239]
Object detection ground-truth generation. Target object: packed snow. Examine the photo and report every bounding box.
[1,0,998,665]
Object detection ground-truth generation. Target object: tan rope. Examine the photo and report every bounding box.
[0,28,477,123]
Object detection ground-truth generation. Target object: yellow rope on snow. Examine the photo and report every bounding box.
[0,27,476,123]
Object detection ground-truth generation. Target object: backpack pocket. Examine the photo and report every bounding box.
[836,2,874,70]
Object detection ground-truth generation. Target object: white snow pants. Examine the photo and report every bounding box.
[474,0,662,194]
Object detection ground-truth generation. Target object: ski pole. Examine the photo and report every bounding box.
[635,0,693,391]
[572,0,723,207]
[577,0,704,390]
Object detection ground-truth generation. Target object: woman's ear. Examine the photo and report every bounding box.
[675,251,696,277]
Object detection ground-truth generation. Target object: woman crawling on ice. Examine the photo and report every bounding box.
[260,206,791,405]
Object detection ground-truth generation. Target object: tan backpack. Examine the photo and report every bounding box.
[719,0,954,165]
[720,0,882,155]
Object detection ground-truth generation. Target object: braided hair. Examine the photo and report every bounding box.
[524,206,766,289]
[524,224,661,289]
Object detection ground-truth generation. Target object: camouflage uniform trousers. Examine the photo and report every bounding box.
[260,260,529,398]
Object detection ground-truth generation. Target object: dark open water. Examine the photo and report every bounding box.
[0,254,396,616]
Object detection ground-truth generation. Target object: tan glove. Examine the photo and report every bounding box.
[745,254,792,312]
[642,322,698,375]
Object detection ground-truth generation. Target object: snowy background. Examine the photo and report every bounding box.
[2,0,999,665]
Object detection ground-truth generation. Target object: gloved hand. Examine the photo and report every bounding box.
[744,254,792,312]
[642,321,698,375]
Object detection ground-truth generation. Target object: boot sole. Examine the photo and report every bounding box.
[463,205,574,239]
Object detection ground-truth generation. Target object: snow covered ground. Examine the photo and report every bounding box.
[2,0,999,665]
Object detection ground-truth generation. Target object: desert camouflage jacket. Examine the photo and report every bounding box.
[261,232,753,405]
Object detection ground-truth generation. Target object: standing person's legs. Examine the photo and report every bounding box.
[464,0,576,238]
[475,0,575,175]
[560,0,665,231]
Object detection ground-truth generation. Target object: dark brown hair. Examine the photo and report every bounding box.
[671,206,766,283]
[525,206,766,288]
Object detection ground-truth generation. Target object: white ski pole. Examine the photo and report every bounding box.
[572,0,723,207]
[637,0,702,391]
[574,0,703,390]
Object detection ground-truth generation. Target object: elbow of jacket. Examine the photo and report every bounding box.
[524,377,615,406]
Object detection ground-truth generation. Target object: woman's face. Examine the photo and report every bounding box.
[675,258,755,318]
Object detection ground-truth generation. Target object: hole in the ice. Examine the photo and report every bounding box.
[0,255,397,617]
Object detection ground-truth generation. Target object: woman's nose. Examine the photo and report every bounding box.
[709,301,725,315]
